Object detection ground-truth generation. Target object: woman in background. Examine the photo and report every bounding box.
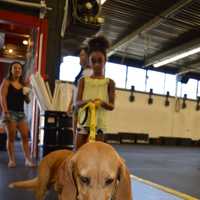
[75,35,115,149]
[70,46,93,143]
[0,62,34,168]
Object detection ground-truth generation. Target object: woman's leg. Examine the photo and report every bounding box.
[17,120,34,166]
[72,113,78,145]
[5,121,17,167]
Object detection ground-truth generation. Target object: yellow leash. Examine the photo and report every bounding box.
[78,101,100,142]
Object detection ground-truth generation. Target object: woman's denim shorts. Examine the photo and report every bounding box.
[3,111,26,123]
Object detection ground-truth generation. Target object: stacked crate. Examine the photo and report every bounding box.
[40,111,73,156]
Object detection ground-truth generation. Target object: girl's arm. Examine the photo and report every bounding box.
[0,79,10,114]
[99,79,115,111]
[76,78,91,108]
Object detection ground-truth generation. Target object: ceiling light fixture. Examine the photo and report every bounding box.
[8,49,13,54]
[153,46,200,68]
[98,0,107,5]
[22,40,28,45]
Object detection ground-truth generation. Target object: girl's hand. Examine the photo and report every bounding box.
[93,99,102,108]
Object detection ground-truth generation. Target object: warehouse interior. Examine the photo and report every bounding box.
[0,0,200,199]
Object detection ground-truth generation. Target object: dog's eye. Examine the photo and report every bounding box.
[105,178,114,186]
[80,176,90,185]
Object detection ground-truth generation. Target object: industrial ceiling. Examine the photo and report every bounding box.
[99,0,200,78]
[62,0,200,80]
[1,0,200,80]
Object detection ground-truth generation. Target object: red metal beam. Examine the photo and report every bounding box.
[0,10,40,27]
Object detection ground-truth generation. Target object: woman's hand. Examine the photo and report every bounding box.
[23,87,31,104]
[22,87,31,96]
[3,111,10,117]
[2,111,11,122]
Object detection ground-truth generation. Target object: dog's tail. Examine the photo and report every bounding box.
[8,177,38,190]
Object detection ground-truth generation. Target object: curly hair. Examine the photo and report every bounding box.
[88,35,110,58]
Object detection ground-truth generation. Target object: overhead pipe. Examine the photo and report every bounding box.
[61,0,69,37]
[177,59,200,75]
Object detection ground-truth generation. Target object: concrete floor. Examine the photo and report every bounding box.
[0,143,200,199]
[132,178,183,200]
[113,144,200,199]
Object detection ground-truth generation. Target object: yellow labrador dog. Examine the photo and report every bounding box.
[9,149,74,200]
[58,142,132,200]
[9,142,132,200]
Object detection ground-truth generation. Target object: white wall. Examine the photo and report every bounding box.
[107,89,200,140]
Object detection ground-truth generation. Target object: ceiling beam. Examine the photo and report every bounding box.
[0,30,30,38]
[145,37,200,67]
[177,59,200,75]
[107,0,193,57]
[0,57,25,63]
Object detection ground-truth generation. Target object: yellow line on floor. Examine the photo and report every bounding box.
[131,174,198,200]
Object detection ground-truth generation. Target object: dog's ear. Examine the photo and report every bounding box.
[115,159,132,200]
[57,158,77,200]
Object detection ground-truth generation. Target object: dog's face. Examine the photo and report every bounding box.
[73,143,120,200]
[59,142,132,200]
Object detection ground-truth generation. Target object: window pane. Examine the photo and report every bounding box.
[59,56,81,82]
[181,79,197,99]
[146,70,165,94]
[164,74,177,96]
[105,62,126,88]
[126,67,146,91]
[176,81,182,97]
[197,81,200,97]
